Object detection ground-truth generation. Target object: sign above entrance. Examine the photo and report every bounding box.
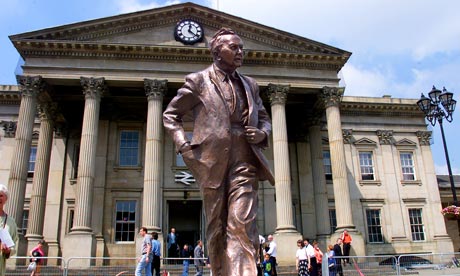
[175,171,196,186]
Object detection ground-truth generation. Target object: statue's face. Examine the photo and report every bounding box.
[215,34,244,72]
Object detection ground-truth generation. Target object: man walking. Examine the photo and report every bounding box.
[194,240,204,276]
[135,227,152,276]
[151,232,161,276]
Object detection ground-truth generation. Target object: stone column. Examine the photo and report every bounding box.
[143,79,167,233]
[308,119,330,242]
[319,87,354,230]
[267,83,301,265]
[26,101,57,246]
[6,76,44,227]
[267,83,295,231]
[65,77,105,264]
[72,77,105,232]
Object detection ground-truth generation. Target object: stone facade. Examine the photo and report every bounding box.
[0,2,455,266]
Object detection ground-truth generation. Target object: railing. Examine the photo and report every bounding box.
[321,252,460,276]
[7,256,211,276]
[7,254,460,275]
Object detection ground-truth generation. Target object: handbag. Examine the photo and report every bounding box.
[27,261,37,271]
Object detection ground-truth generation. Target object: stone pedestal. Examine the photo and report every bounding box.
[64,233,96,268]
[330,230,365,257]
[273,231,303,265]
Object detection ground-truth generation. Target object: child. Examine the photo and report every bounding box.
[262,254,273,276]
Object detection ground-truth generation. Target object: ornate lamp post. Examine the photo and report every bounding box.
[417,86,457,204]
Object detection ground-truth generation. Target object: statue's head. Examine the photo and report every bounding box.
[209,28,244,72]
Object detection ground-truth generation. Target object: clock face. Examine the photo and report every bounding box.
[175,19,203,45]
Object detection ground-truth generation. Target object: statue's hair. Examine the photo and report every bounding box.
[209,27,238,58]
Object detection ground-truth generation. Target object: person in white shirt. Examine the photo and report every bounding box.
[266,235,277,276]
[296,239,309,276]
[304,239,317,276]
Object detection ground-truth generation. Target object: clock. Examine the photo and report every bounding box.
[174,19,204,45]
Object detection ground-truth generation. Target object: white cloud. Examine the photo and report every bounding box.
[435,164,460,175]
[115,0,181,13]
[218,0,460,61]
[340,64,393,97]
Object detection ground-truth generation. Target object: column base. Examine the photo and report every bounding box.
[332,229,365,257]
[273,230,303,265]
[64,232,95,268]
[95,234,105,266]
[46,240,61,266]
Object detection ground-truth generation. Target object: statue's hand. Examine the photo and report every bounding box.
[244,126,266,144]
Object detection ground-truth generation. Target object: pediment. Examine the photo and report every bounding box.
[10,2,350,71]
[354,138,377,147]
[394,138,417,147]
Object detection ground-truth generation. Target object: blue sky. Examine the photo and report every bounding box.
[1,0,459,175]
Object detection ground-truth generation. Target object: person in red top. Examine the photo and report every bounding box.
[29,239,46,276]
[313,241,323,276]
[340,230,352,265]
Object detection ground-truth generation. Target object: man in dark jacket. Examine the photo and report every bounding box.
[333,238,344,276]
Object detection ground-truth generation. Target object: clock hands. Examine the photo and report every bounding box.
[188,24,197,36]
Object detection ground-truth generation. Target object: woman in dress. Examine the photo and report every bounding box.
[295,239,309,276]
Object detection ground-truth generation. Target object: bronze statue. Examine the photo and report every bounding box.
[163,27,274,276]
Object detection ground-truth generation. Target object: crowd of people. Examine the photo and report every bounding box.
[291,230,352,276]
[132,228,352,276]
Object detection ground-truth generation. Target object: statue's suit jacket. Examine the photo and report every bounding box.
[163,65,275,188]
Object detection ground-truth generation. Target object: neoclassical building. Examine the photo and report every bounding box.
[0,2,454,266]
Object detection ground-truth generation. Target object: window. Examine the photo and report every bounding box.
[28,146,37,174]
[72,144,80,179]
[67,208,74,233]
[115,200,136,242]
[366,209,383,243]
[176,131,193,167]
[323,151,332,180]
[408,208,425,241]
[400,152,415,180]
[21,210,29,235]
[329,209,337,234]
[119,130,140,167]
[359,151,375,180]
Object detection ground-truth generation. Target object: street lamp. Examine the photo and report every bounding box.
[417,86,457,204]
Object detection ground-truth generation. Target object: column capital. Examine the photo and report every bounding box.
[416,130,432,146]
[267,83,289,105]
[320,86,344,107]
[37,101,58,121]
[54,124,68,138]
[342,129,354,144]
[1,121,17,138]
[144,79,167,101]
[80,77,106,99]
[16,75,45,98]
[376,130,394,145]
[309,109,324,126]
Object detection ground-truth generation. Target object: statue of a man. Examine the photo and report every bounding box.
[163,27,275,276]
